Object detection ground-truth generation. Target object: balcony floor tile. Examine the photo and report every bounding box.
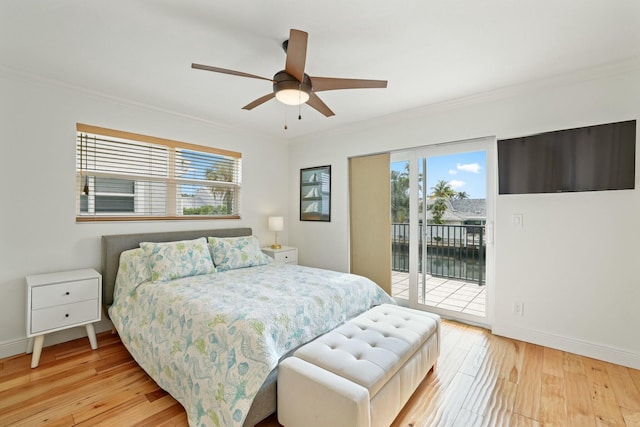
[391,271,486,318]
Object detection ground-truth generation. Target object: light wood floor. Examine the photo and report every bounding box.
[1,321,639,426]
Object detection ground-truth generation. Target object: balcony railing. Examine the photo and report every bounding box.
[392,223,485,286]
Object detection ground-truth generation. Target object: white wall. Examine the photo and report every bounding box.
[288,61,640,369]
[3,62,638,369]
[0,69,290,358]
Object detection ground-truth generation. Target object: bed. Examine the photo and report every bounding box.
[101,228,393,427]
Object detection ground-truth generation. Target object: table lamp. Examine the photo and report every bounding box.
[268,216,284,249]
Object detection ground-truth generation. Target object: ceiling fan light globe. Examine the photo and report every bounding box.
[275,89,310,105]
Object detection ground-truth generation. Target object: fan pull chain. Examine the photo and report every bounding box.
[284,105,288,130]
[298,83,303,121]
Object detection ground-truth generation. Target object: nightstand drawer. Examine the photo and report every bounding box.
[31,278,99,310]
[273,250,297,264]
[31,299,99,334]
[262,246,298,265]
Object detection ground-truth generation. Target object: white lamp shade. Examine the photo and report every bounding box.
[268,216,284,232]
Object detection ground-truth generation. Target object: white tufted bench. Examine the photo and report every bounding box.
[278,304,440,427]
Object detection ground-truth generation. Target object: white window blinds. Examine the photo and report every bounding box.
[76,124,242,221]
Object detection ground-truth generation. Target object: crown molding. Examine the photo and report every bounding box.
[292,55,640,143]
[0,65,286,143]
[3,55,639,145]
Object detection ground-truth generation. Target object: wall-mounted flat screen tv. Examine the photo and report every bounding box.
[498,120,636,194]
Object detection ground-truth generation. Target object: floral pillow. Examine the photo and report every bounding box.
[208,235,271,271]
[140,237,216,282]
[114,248,151,301]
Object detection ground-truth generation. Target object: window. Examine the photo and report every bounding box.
[76,124,242,221]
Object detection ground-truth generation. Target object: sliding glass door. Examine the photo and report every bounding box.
[390,137,495,326]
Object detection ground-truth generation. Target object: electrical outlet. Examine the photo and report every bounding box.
[513,301,524,316]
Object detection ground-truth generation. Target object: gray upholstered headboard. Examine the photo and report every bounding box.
[101,227,252,308]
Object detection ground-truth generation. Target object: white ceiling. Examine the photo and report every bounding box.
[2,1,639,139]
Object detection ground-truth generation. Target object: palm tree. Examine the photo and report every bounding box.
[428,180,455,224]
[205,159,235,214]
[390,168,410,223]
[430,180,456,199]
[454,191,469,200]
[429,198,448,224]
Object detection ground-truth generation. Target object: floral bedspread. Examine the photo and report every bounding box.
[109,249,393,427]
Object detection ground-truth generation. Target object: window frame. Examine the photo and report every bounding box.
[76,123,242,222]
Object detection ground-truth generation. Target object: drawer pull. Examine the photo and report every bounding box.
[65,314,69,318]
[65,292,70,296]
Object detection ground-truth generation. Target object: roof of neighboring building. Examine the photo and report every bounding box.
[426,198,486,222]
[450,199,486,219]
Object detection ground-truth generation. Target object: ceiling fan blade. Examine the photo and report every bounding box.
[310,76,388,92]
[192,63,273,82]
[306,92,335,117]
[242,93,275,110]
[284,29,308,83]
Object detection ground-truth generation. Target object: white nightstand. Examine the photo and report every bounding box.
[26,268,102,368]
[262,246,298,265]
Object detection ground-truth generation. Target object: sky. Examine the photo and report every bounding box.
[426,151,486,199]
[392,150,487,199]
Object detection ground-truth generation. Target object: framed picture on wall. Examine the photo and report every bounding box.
[300,165,331,221]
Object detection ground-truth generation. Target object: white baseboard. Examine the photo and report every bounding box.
[0,338,29,360]
[5,319,637,370]
[492,323,640,370]
[0,319,113,360]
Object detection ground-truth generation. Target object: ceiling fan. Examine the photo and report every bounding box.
[191,29,387,117]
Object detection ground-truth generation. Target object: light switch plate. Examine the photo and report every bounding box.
[512,214,523,228]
